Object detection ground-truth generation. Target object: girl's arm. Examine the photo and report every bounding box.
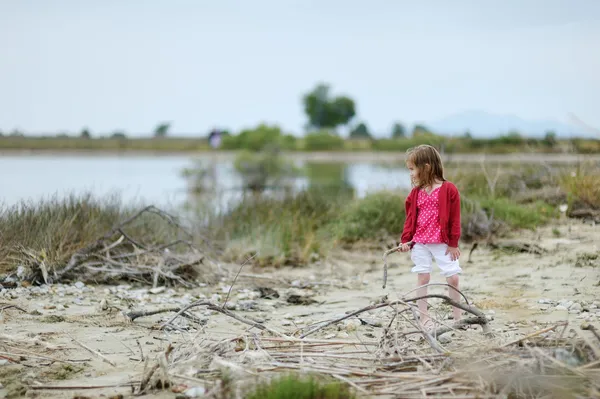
[448,186,461,247]
[400,194,414,244]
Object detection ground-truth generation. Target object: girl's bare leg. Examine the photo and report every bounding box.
[417,273,431,325]
[446,274,461,321]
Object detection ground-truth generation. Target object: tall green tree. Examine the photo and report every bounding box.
[154,122,171,138]
[303,83,356,130]
[391,122,405,138]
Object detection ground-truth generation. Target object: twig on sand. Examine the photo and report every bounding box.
[408,306,446,354]
[138,344,174,395]
[136,339,145,362]
[0,303,28,313]
[28,382,137,391]
[121,300,288,338]
[500,322,567,348]
[123,306,203,324]
[222,252,258,309]
[66,332,116,367]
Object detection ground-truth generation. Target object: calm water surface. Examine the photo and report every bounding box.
[0,154,411,210]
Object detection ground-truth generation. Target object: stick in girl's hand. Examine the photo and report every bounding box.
[382,241,412,289]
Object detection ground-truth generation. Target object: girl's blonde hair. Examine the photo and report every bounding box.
[406,145,446,188]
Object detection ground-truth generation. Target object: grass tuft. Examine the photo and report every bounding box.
[246,374,356,399]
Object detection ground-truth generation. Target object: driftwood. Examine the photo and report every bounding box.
[300,290,489,340]
[22,205,214,287]
[569,208,600,223]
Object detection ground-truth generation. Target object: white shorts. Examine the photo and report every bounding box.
[410,243,462,277]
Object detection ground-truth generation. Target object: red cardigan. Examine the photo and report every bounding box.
[400,181,461,248]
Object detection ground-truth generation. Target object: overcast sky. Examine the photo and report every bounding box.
[1,0,599,136]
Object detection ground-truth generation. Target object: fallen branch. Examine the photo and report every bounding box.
[581,322,600,344]
[0,303,28,313]
[123,306,204,324]
[135,300,289,338]
[300,301,410,339]
[56,205,197,282]
[301,290,488,339]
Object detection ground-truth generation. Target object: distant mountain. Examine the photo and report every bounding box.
[427,110,591,138]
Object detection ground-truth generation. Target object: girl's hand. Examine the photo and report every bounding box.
[398,243,411,252]
[446,246,460,261]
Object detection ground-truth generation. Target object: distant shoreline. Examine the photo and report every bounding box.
[1,149,598,164]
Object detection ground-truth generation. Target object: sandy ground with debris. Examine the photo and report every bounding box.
[1,220,599,398]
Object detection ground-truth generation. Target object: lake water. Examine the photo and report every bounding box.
[0,154,411,210]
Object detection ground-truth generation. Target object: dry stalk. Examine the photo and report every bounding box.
[66,332,116,367]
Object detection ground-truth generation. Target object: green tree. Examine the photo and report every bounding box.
[111,131,127,139]
[236,123,283,152]
[80,128,91,139]
[154,122,171,138]
[543,130,557,147]
[412,124,432,137]
[303,83,356,130]
[349,122,371,139]
[391,122,405,138]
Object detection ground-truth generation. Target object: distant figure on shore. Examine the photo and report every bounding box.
[208,129,222,149]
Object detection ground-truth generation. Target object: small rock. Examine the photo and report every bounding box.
[343,319,361,332]
[555,305,568,311]
[149,287,166,294]
[559,300,573,309]
[184,386,206,398]
[74,281,85,289]
[439,335,452,344]
[570,303,582,311]
[336,332,349,338]
[538,299,553,304]
[237,300,258,311]
[487,310,496,315]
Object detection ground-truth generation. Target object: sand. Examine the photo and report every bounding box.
[0,220,598,398]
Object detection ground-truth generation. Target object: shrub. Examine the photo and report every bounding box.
[304,131,345,151]
[211,190,340,266]
[560,162,600,210]
[0,194,178,275]
[246,374,355,399]
[333,191,405,243]
[477,197,558,230]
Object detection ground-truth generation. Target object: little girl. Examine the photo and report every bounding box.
[399,144,462,330]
